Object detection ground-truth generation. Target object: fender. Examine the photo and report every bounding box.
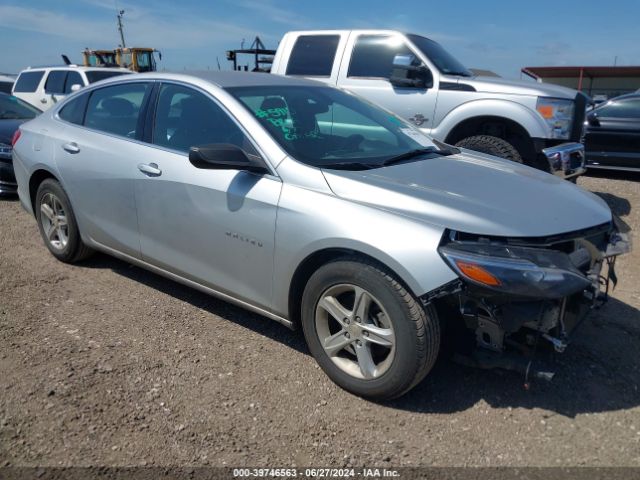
[430,98,551,143]
[270,169,459,318]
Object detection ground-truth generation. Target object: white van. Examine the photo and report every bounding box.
[12,66,131,110]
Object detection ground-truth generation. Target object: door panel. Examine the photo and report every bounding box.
[135,82,281,310]
[585,98,640,169]
[55,128,149,257]
[54,81,153,257]
[337,33,438,131]
[135,153,281,309]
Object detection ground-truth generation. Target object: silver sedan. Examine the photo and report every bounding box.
[12,71,630,399]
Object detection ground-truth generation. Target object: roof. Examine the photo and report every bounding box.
[24,65,131,72]
[170,70,324,88]
[523,66,640,79]
[609,92,640,101]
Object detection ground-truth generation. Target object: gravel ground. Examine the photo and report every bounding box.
[0,171,639,468]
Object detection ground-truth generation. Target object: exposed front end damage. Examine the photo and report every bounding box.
[423,218,631,384]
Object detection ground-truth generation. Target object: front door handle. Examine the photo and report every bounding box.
[137,162,162,176]
[62,142,80,154]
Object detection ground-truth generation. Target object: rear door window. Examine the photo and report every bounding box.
[44,71,68,94]
[64,72,84,93]
[85,70,131,84]
[13,71,45,93]
[286,35,340,77]
[84,82,150,138]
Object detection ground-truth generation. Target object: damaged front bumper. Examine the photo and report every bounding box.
[425,221,631,383]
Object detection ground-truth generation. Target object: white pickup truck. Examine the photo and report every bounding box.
[271,30,587,178]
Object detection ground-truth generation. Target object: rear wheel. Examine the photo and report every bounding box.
[35,179,93,263]
[301,257,440,400]
[455,135,523,163]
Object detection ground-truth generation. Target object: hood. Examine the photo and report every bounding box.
[452,75,578,99]
[0,119,27,144]
[321,151,612,238]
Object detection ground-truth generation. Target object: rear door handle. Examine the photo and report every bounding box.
[62,142,80,154]
[137,162,162,176]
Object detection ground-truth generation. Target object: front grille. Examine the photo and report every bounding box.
[571,92,587,142]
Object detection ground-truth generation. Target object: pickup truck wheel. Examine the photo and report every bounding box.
[455,135,523,163]
[301,258,440,400]
[35,179,93,263]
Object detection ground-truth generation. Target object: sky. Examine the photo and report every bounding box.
[1,0,639,79]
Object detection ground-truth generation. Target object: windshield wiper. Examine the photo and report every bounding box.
[381,147,446,167]
[319,161,379,171]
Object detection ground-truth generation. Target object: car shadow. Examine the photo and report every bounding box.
[79,253,310,355]
[591,191,632,218]
[79,253,640,418]
[389,296,640,417]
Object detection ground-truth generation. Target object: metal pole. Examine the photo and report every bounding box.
[577,67,584,91]
[117,10,126,48]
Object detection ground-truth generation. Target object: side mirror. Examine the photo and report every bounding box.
[390,54,433,89]
[70,84,82,92]
[587,111,600,126]
[189,144,268,173]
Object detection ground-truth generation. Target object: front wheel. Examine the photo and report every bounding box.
[455,135,523,163]
[301,258,440,400]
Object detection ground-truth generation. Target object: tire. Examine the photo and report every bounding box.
[455,135,523,163]
[35,179,93,263]
[301,257,440,400]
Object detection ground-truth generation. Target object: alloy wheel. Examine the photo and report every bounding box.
[40,193,69,251]
[315,283,396,380]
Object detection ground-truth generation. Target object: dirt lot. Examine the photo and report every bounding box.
[1,171,639,468]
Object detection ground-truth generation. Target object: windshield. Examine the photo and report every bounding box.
[0,94,40,119]
[227,85,440,169]
[135,52,155,72]
[407,34,472,77]
[85,70,132,84]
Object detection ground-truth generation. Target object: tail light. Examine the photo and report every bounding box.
[11,129,22,147]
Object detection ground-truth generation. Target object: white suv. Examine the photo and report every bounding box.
[12,66,131,110]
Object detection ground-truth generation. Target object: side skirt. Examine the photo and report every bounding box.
[89,240,294,330]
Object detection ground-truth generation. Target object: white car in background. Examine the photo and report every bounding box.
[12,65,131,110]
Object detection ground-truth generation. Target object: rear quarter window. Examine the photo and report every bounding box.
[58,93,89,125]
[285,35,340,77]
[13,71,45,93]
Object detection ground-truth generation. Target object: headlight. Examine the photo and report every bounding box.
[536,97,574,140]
[439,241,591,298]
[0,142,12,159]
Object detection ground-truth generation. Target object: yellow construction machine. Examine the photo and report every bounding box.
[81,11,162,72]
